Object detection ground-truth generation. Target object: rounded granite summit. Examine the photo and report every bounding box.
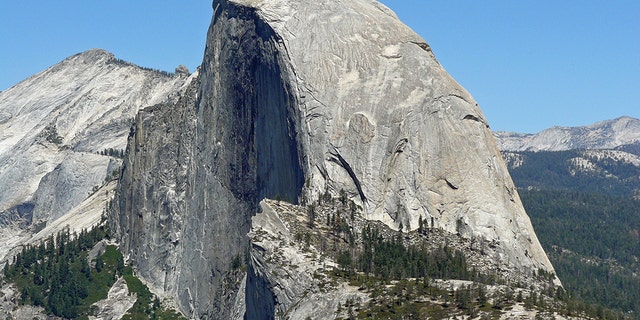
[109,0,560,317]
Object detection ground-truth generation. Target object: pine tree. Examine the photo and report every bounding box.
[477,285,487,306]
[339,188,347,205]
[307,203,316,229]
[116,254,125,276]
[95,255,104,273]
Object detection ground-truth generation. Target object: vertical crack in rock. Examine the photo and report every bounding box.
[328,148,367,203]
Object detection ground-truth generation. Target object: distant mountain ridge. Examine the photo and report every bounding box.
[497,117,640,315]
[0,48,192,261]
[494,116,640,152]
[497,116,640,195]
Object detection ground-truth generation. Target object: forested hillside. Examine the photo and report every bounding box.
[506,150,640,196]
[0,221,185,319]
[506,150,640,317]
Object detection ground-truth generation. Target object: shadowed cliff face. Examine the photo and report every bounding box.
[198,1,304,205]
[186,1,305,316]
[112,1,304,317]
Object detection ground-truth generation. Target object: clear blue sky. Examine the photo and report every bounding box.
[1,1,638,133]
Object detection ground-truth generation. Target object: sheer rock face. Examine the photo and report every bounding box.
[113,0,557,317]
[113,2,305,316]
[112,82,197,313]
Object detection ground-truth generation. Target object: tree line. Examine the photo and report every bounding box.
[97,148,125,159]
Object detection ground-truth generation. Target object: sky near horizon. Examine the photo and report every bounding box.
[1,1,638,133]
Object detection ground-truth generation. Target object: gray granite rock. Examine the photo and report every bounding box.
[245,200,369,320]
[89,277,137,320]
[111,0,558,318]
[0,48,189,235]
[221,0,554,280]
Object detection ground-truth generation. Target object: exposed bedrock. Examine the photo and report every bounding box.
[112,1,305,317]
[112,0,558,318]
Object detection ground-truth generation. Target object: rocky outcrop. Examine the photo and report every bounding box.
[245,198,564,319]
[31,152,118,224]
[89,277,137,320]
[0,284,52,320]
[111,0,558,317]
[494,116,640,151]
[245,200,369,319]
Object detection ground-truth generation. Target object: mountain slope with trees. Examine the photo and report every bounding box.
[503,144,640,317]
